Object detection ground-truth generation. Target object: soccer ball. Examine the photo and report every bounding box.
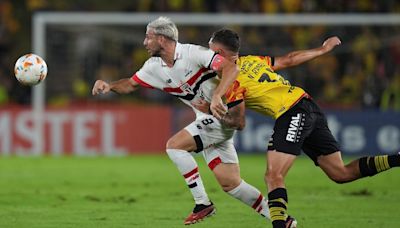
[14,53,48,86]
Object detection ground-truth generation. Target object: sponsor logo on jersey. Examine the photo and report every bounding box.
[180,82,194,94]
[286,113,304,143]
[163,70,217,101]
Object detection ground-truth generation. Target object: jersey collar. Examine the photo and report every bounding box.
[161,42,182,67]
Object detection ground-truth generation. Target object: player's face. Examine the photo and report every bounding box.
[209,41,232,60]
[144,29,163,57]
[209,40,238,63]
[208,41,226,56]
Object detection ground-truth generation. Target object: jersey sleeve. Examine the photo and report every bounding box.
[130,59,155,89]
[258,56,275,67]
[225,80,246,106]
[188,44,218,69]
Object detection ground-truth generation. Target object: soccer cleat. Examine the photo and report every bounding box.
[184,202,216,225]
[286,215,298,228]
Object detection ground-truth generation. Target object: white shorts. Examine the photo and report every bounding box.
[184,115,239,169]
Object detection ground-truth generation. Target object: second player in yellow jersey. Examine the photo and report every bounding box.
[225,55,307,119]
[204,29,346,228]
[205,29,400,228]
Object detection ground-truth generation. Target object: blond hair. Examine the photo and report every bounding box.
[147,16,178,41]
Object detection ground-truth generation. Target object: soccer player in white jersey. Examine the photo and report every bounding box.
[92,17,271,225]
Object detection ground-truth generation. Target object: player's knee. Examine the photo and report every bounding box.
[215,172,241,192]
[166,135,196,151]
[221,183,235,192]
[166,137,178,149]
[265,171,284,186]
[220,178,241,192]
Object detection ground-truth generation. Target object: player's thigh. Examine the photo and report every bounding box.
[266,99,314,177]
[203,140,241,189]
[266,150,297,178]
[166,129,197,151]
[268,98,317,158]
[185,115,235,152]
[301,111,341,166]
[203,138,239,169]
[265,103,311,182]
[265,150,296,190]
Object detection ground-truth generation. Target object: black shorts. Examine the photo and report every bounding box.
[268,97,340,165]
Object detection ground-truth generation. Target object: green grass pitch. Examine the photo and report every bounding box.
[0,154,399,228]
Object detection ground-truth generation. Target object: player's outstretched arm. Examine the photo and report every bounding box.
[210,56,239,119]
[273,36,341,71]
[92,78,139,95]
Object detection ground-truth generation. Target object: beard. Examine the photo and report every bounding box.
[151,46,163,57]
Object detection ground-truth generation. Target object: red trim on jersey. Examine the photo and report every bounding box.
[210,54,224,71]
[266,56,272,66]
[256,206,262,213]
[258,56,272,66]
[131,74,154,89]
[207,157,222,170]
[187,68,208,85]
[163,68,208,93]
[252,194,263,209]
[163,87,183,93]
[183,167,199,178]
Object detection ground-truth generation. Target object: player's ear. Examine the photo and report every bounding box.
[217,48,225,56]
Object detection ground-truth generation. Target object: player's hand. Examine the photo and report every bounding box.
[210,95,227,119]
[92,80,111,95]
[322,36,341,52]
[191,99,211,114]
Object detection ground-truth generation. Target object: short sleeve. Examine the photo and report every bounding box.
[130,59,154,89]
[188,44,216,69]
[258,56,274,67]
[225,80,246,103]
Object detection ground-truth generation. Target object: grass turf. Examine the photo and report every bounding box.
[0,155,398,228]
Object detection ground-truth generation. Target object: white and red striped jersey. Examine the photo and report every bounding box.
[132,42,222,117]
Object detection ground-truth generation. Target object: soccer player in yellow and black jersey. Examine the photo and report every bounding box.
[223,54,307,120]
[195,29,400,228]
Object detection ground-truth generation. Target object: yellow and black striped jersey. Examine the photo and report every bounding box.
[225,55,307,119]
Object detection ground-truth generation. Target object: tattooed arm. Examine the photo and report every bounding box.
[220,100,246,130]
[192,99,246,130]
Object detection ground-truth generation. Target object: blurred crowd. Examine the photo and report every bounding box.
[1,0,400,111]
